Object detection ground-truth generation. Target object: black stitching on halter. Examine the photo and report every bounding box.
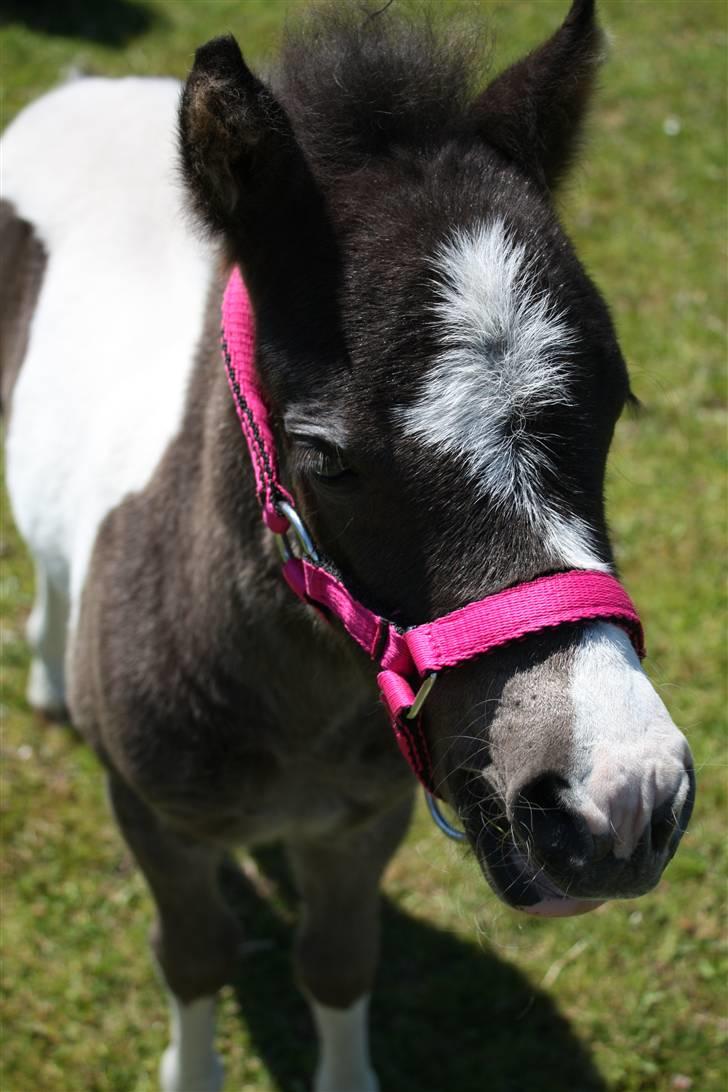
[371,618,389,663]
[397,715,435,795]
[221,332,285,513]
[412,718,435,792]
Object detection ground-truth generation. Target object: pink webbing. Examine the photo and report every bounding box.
[222,269,293,533]
[284,559,644,677]
[377,669,435,788]
[281,558,644,797]
[404,570,645,674]
[283,558,413,675]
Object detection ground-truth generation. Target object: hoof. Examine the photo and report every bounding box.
[159,1044,224,1092]
[27,658,68,721]
[314,1065,380,1092]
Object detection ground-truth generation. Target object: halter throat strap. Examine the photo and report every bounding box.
[221,268,645,797]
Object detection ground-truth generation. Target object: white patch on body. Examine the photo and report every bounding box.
[160,994,223,1092]
[402,218,609,572]
[2,77,216,637]
[569,622,692,859]
[311,995,379,1092]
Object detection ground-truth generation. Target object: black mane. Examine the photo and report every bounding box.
[273,2,490,178]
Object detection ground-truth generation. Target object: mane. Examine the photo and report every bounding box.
[273,1,490,178]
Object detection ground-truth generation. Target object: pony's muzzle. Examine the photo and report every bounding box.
[510,761,695,899]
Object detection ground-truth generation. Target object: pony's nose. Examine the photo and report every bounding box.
[512,770,693,876]
[512,775,598,872]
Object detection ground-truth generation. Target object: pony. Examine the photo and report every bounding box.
[0,1,694,1088]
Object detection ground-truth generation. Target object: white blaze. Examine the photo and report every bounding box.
[401,217,609,572]
[569,623,692,858]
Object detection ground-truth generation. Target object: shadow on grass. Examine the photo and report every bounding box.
[222,848,607,1092]
[0,0,158,46]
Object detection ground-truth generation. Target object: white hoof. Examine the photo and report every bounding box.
[314,1065,380,1092]
[26,657,67,719]
[159,1044,224,1092]
[310,995,378,1092]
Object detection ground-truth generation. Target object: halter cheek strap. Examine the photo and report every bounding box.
[221,272,293,534]
[222,268,646,798]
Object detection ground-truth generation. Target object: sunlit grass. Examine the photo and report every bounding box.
[1,2,726,1091]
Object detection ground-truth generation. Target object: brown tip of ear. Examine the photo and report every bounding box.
[182,37,267,165]
[192,34,247,83]
[186,34,263,142]
[179,37,261,226]
[179,34,303,237]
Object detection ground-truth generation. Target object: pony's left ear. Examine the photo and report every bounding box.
[470,0,604,190]
[178,34,309,242]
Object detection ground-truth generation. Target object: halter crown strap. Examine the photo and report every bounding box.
[221,268,646,798]
[222,268,293,533]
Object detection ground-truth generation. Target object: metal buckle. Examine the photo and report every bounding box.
[274,500,320,563]
[406,672,437,720]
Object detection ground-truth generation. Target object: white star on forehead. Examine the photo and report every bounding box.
[401,217,609,573]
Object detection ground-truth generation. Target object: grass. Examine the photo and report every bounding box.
[1,1,726,1090]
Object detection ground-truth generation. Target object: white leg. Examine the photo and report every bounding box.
[311,996,379,1092]
[25,564,68,717]
[159,994,224,1092]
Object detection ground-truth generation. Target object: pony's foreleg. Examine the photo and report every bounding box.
[108,773,241,1092]
[287,795,413,1092]
[26,563,69,718]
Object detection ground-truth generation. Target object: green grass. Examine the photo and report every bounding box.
[1,2,726,1090]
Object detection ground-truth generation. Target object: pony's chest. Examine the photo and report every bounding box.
[151,744,411,848]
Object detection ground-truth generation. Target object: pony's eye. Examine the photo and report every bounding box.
[309,446,350,481]
[294,439,354,483]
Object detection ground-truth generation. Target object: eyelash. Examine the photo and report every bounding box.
[294,442,351,481]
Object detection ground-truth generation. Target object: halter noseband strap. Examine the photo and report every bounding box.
[221,268,645,798]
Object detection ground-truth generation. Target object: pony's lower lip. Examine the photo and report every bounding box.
[474,821,605,915]
[505,845,604,915]
[518,897,604,918]
[458,784,607,914]
[507,848,604,916]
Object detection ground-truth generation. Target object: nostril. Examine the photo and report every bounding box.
[651,774,693,855]
[513,774,593,871]
[650,808,676,856]
[650,801,676,854]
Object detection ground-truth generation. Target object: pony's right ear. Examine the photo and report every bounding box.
[469,0,604,190]
[179,35,305,238]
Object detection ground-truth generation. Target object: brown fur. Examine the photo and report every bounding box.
[0,199,47,416]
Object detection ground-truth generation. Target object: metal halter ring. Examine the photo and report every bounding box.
[426,792,468,842]
[275,500,320,563]
[406,675,467,842]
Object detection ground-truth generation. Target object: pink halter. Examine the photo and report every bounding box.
[222,268,645,796]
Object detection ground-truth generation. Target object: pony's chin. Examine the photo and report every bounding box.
[507,846,605,916]
[477,834,605,917]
